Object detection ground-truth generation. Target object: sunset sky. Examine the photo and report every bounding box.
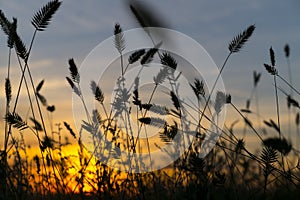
[1,0,300,152]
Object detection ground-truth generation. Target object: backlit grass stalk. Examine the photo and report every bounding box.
[284,44,293,139]
[203,24,256,118]
[10,0,62,143]
[174,25,255,187]
[197,24,255,147]
[264,47,281,137]
[1,3,62,196]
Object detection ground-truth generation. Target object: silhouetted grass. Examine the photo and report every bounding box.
[1,1,300,200]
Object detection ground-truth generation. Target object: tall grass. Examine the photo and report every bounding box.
[1,1,300,200]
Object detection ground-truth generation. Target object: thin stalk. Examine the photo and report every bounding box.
[9,30,48,138]
[142,118,152,170]
[277,74,300,96]
[288,104,291,140]
[16,29,59,192]
[286,57,293,96]
[255,88,261,133]
[6,54,40,153]
[286,55,293,140]
[4,48,12,151]
[4,58,49,191]
[120,54,124,76]
[123,63,130,74]
[199,52,232,124]
[2,46,12,199]
[77,84,92,124]
[273,75,281,137]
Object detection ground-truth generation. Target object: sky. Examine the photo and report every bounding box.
[1,0,300,151]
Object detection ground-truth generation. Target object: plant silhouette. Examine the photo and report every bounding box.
[0,1,300,200]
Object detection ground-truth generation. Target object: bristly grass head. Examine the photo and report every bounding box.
[170,91,180,111]
[140,41,162,65]
[30,118,43,132]
[141,103,169,115]
[253,71,261,87]
[36,79,44,93]
[141,48,157,65]
[261,146,278,164]
[31,0,62,31]
[138,117,165,127]
[5,112,28,131]
[47,105,55,112]
[132,77,142,109]
[129,4,147,28]
[7,18,17,48]
[66,77,80,96]
[284,44,290,58]
[190,79,205,101]
[153,67,169,85]
[114,23,125,54]
[36,93,47,106]
[0,11,17,48]
[128,49,146,64]
[68,58,80,83]
[90,81,104,104]
[128,0,168,29]
[161,53,177,71]
[269,47,275,67]
[0,10,12,36]
[160,122,178,143]
[214,91,226,114]
[5,78,12,104]
[64,122,76,139]
[228,24,255,53]
[14,32,28,61]
[264,64,277,75]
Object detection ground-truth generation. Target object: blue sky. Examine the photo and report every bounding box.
[1,0,300,149]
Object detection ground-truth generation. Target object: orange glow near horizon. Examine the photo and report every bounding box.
[2,101,300,195]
